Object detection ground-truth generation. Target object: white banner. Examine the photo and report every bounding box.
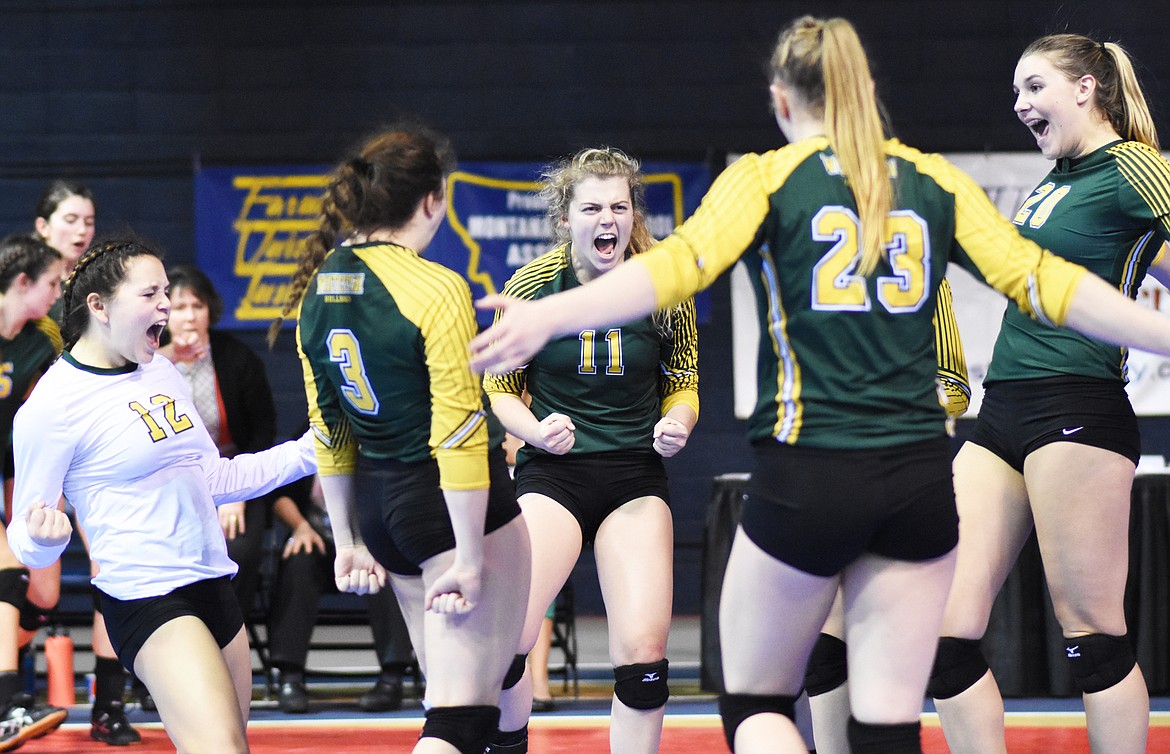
[731,151,1170,418]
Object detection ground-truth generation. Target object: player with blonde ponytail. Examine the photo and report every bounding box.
[931,33,1170,754]
[472,14,1170,754]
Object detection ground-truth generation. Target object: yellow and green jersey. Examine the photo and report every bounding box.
[988,140,1170,384]
[631,137,1086,449]
[297,242,492,491]
[0,316,61,450]
[483,244,698,462]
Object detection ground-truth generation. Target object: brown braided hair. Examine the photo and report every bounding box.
[268,123,456,346]
[0,232,61,294]
[60,238,164,350]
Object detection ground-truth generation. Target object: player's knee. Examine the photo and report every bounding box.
[501,653,527,690]
[804,633,848,696]
[718,693,796,752]
[613,659,669,710]
[420,705,500,754]
[1065,633,1135,694]
[847,717,921,754]
[927,636,988,700]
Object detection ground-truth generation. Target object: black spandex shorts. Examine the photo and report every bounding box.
[98,575,243,673]
[970,376,1140,472]
[740,436,957,577]
[515,449,670,546]
[356,446,521,576]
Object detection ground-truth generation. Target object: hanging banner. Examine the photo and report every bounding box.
[195,161,711,330]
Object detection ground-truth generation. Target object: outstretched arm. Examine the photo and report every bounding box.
[1065,272,1170,356]
[471,259,658,374]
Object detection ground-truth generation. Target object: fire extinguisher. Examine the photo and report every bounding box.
[45,625,74,708]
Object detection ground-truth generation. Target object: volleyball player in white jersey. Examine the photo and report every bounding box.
[7,239,316,753]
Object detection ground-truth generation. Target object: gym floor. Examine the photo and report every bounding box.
[19,616,1170,753]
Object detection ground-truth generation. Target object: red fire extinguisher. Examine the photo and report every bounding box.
[45,625,74,708]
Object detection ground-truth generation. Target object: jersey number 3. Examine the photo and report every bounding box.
[811,207,930,314]
[328,329,380,415]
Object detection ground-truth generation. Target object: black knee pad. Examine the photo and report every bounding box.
[18,603,54,633]
[804,633,848,696]
[613,659,669,710]
[1065,633,1136,694]
[0,568,28,612]
[927,636,988,700]
[847,717,921,754]
[502,653,527,690]
[485,724,527,753]
[718,693,796,752]
[420,705,500,754]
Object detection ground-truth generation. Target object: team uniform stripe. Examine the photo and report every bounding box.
[440,410,486,449]
[760,251,802,443]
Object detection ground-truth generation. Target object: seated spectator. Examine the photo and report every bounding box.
[266,473,414,714]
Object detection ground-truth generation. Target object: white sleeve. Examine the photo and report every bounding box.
[202,430,318,505]
[8,397,75,569]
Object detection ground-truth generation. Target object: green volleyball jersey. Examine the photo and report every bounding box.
[987,140,1170,384]
[0,317,61,449]
[297,242,492,490]
[634,137,1087,449]
[483,244,699,461]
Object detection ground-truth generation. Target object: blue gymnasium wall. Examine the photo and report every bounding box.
[1,1,1168,614]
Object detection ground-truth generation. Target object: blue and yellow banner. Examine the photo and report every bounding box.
[195,161,711,329]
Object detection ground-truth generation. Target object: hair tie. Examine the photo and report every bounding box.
[1099,40,1109,53]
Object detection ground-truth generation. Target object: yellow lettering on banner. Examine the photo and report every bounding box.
[231,174,330,322]
[228,170,693,322]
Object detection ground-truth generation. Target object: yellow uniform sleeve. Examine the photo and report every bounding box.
[416,276,491,491]
[635,146,818,309]
[899,145,1088,327]
[933,278,969,419]
[658,297,700,418]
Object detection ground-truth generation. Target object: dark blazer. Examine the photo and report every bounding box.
[209,329,276,455]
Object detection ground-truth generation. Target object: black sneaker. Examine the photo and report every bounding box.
[91,702,142,746]
[277,674,309,714]
[357,673,403,712]
[0,696,67,753]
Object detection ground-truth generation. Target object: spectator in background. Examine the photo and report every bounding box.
[265,470,415,715]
